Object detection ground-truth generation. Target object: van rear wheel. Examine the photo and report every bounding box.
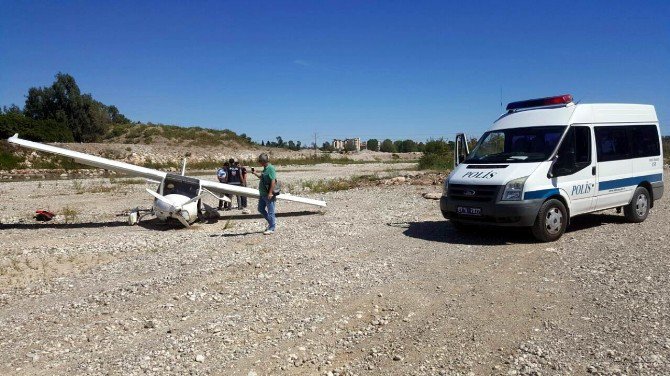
[624,186,650,223]
[531,199,567,242]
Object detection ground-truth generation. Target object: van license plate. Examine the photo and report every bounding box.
[457,206,482,216]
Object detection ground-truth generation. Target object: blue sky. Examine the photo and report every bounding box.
[1,1,669,144]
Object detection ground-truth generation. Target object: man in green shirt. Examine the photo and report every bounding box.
[251,153,276,235]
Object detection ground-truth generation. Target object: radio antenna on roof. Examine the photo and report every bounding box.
[500,87,503,110]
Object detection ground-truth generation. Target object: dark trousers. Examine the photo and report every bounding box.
[228,183,242,209]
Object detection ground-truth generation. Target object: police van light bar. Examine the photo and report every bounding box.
[506,94,573,111]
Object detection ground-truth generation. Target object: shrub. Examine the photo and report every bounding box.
[0,149,23,170]
[0,113,74,142]
[418,139,454,170]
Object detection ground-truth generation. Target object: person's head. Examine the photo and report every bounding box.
[223,161,229,167]
[257,153,269,166]
[234,161,240,166]
[228,158,235,165]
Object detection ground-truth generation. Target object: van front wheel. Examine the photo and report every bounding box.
[624,186,650,223]
[531,199,567,242]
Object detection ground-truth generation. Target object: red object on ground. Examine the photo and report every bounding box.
[34,210,55,221]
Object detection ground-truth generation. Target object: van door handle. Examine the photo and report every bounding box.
[592,166,596,176]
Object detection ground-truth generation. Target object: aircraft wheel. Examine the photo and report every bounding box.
[128,211,139,226]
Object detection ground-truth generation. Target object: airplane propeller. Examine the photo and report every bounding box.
[146,188,230,227]
[145,188,208,226]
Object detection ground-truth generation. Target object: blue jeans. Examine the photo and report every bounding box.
[258,196,276,231]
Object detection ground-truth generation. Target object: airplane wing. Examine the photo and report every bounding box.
[7,134,167,181]
[8,134,327,208]
[200,179,327,207]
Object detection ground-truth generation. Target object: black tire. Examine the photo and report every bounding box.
[624,186,650,223]
[531,199,568,242]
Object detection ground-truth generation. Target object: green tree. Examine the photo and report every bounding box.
[1,104,22,115]
[366,138,379,151]
[107,105,130,123]
[380,139,396,153]
[288,140,296,150]
[23,72,130,142]
[402,139,418,152]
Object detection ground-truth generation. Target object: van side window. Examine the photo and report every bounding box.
[595,126,630,162]
[630,124,660,157]
[554,126,591,176]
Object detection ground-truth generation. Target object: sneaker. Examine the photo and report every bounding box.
[263,229,274,235]
[242,208,250,214]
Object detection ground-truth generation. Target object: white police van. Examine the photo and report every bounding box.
[441,94,664,242]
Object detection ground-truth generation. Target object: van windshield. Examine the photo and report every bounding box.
[466,126,566,163]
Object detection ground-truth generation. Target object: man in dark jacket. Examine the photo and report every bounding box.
[227,158,243,210]
[236,160,250,214]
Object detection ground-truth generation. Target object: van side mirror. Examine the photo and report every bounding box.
[454,133,470,168]
[458,154,466,164]
[547,155,558,178]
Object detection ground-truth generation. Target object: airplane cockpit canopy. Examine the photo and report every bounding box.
[162,174,200,198]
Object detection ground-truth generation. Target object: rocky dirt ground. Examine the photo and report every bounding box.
[0,164,668,375]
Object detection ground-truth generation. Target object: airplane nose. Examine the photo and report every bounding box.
[154,198,175,212]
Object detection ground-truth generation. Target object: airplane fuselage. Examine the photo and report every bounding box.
[152,193,199,224]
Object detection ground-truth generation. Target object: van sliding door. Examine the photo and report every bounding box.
[594,126,634,209]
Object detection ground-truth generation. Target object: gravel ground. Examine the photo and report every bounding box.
[0,164,668,375]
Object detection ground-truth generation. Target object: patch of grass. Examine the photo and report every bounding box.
[301,174,386,193]
[9,256,22,271]
[62,206,79,223]
[223,219,233,230]
[0,148,23,170]
[418,153,453,170]
[72,180,84,193]
[106,123,254,147]
[109,177,145,185]
[84,182,118,194]
[30,155,84,171]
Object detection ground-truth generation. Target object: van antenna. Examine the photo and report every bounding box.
[500,87,503,110]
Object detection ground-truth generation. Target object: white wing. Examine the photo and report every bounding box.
[8,134,166,181]
[200,179,327,207]
[9,134,327,208]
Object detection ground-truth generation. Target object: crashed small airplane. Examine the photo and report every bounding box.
[8,134,326,227]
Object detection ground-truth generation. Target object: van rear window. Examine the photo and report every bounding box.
[630,124,660,158]
[595,125,660,161]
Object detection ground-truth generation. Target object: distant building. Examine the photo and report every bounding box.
[332,139,345,150]
[345,138,361,152]
[332,138,361,152]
